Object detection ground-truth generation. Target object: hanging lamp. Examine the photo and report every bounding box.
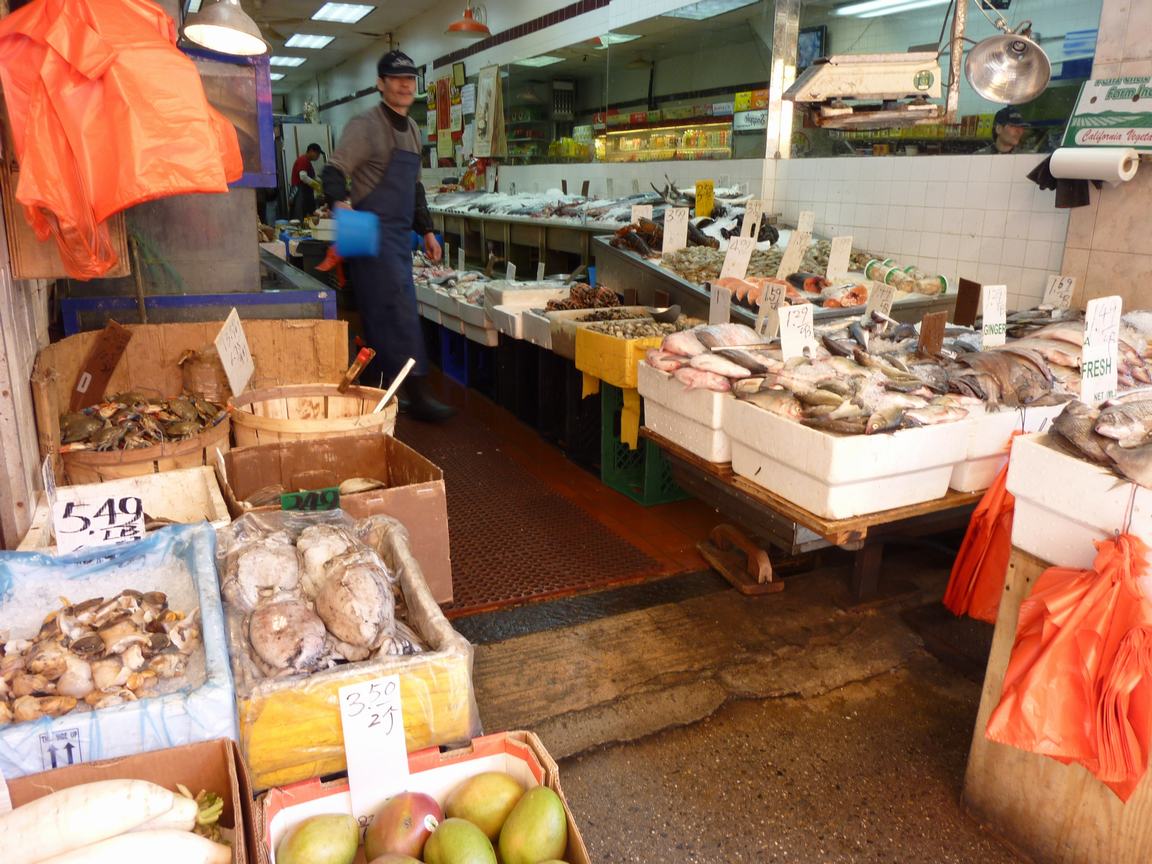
[446,3,491,38]
[965,19,1050,104]
[184,0,268,57]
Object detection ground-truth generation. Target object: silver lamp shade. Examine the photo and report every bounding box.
[184,0,268,57]
[965,32,1051,104]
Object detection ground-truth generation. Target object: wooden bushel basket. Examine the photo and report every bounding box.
[229,384,398,447]
[61,417,231,485]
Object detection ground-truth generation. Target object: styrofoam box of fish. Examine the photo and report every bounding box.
[463,320,499,347]
[724,399,971,519]
[433,289,461,317]
[522,308,553,350]
[483,280,571,315]
[638,363,731,463]
[949,402,1069,493]
[439,313,465,336]
[457,298,493,329]
[1007,432,1152,569]
[419,302,443,325]
[491,304,529,340]
[415,283,440,307]
[0,523,237,779]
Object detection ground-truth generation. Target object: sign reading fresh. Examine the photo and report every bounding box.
[1062,77,1152,150]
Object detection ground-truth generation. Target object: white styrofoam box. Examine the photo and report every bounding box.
[439,313,465,335]
[522,308,553,350]
[464,320,499,347]
[491,303,535,339]
[637,363,727,430]
[1007,433,1152,569]
[433,290,460,317]
[483,280,571,314]
[949,402,1068,493]
[724,399,970,519]
[419,303,442,325]
[0,523,237,778]
[414,282,439,306]
[646,402,730,463]
[19,466,229,551]
[457,298,491,328]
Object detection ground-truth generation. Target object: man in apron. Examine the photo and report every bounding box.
[321,50,453,422]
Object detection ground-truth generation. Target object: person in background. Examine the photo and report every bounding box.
[977,106,1031,154]
[321,50,452,423]
[290,142,325,219]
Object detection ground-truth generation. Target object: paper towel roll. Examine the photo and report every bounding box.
[1050,147,1140,187]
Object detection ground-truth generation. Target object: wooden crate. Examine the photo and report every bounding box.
[32,319,349,483]
[229,383,397,447]
[963,546,1152,864]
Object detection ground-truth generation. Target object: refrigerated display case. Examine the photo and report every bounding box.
[599,118,732,162]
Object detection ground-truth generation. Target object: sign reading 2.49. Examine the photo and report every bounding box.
[52,496,145,554]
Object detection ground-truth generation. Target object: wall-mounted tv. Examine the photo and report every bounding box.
[798,25,827,70]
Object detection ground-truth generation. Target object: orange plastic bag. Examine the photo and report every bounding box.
[943,454,1015,623]
[986,534,1152,801]
[315,245,346,287]
[0,0,242,278]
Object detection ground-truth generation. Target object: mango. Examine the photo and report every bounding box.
[498,787,567,864]
[424,817,497,864]
[276,814,359,864]
[365,791,442,860]
[445,771,525,839]
[367,856,422,864]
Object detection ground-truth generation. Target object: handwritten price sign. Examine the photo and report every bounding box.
[52,496,144,553]
[339,674,409,823]
[981,284,1007,347]
[740,199,764,239]
[1043,274,1076,310]
[630,204,653,224]
[663,208,689,254]
[281,487,341,511]
[214,308,254,397]
[864,282,895,319]
[1082,295,1122,406]
[780,304,817,361]
[756,282,786,339]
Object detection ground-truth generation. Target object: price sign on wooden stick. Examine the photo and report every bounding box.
[755,282,787,339]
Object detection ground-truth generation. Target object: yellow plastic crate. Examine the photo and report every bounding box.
[575,327,663,391]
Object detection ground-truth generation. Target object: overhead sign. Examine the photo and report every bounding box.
[1063,77,1152,150]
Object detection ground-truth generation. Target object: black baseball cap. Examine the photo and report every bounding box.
[305,142,325,155]
[378,50,419,78]
[994,106,1028,127]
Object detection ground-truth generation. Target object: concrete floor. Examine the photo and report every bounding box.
[465,547,1023,863]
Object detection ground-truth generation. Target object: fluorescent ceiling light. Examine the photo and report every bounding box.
[834,0,947,15]
[270,55,307,67]
[270,72,285,80]
[512,55,565,67]
[285,33,335,49]
[312,3,374,23]
[856,0,950,16]
[592,33,642,49]
[663,0,757,21]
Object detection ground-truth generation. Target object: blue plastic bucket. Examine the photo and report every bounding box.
[335,209,381,257]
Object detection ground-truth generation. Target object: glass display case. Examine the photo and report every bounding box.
[599,119,732,163]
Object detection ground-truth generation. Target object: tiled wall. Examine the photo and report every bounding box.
[769,155,1069,310]
[1062,0,1152,308]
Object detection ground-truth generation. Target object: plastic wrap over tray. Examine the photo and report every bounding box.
[0,523,237,778]
[216,510,479,789]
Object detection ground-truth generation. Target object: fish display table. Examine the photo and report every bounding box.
[642,428,983,602]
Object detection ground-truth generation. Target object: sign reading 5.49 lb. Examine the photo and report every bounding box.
[52,496,145,553]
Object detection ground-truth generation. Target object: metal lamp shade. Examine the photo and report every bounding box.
[446,6,491,38]
[965,32,1050,104]
[184,0,268,56]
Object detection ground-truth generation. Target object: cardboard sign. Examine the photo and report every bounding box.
[981,284,1008,347]
[720,236,756,280]
[1043,274,1076,310]
[775,230,811,279]
[917,311,948,356]
[1081,295,1122,406]
[457,247,465,272]
[695,180,715,218]
[954,277,982,327]
[214,309,255,397]
[708,284,732,325]
[631,204,653,224]
[755,281,787,339]
[506,262,517,281]
[41,454,57,509]
[280,487,341,511]
[69,321,133,412]
[740,199,764,239]
[339,674,409,824]
[662,207,689,254]
[797,210,815,233]
[864,282,895,319]
[1063,77,1152,150]
[537,262,546,281]
[52,496,144,554]
[826,236,853,281]
[780,304,817,360]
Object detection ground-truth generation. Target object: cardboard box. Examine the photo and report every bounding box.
[217,433,452,604]
[8,738,255,864]
[257,732,590,864]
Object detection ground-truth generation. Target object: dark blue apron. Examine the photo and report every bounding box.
[346,127,427,387]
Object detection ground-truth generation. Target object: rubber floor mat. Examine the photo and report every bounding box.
[396,413,662,617]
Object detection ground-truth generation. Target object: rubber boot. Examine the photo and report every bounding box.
[404,376,455,422]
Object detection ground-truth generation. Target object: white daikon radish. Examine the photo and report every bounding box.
[37,829,231,864]
[0,779,177,864]
[127,794,199,833]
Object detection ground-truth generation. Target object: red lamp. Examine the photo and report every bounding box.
[446,4,491,38]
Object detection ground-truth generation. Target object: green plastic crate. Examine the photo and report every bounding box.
[600,384,687,506]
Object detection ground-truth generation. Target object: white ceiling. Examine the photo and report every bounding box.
[239,0,440,95]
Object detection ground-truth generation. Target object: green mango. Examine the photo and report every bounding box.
[498,787,567,864]
[424,817,497,864]
[276,814,359,864]
[445,771,525,840]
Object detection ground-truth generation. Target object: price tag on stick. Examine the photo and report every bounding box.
[864,282,895,319]
[797,210,815,233]
[1043,274,1076,310]
[630,204,653,224]
[52,496,145,554]
[755,281,786,339]
[775,230,810,280]
[339,674,410,824]
[506,262,517,281]
[214,309,255,397]
[443,242,450,267]
[826,236,853,281]
[1081,295,1122,406]
[740,199,764,239]
[780,304,817,361]
[537,261,546,281]
[981,284,1007,347]
[457,247,465,272]
[708,284,732,324]
[720,236,756,280]
[662,207,689,254]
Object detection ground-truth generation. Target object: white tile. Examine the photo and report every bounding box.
[1032,186,1056,211]
[999,265,1022,290]
[906,181,927,206]
[921,207,944,233]
[987,157,1018,183]
[1024,239,1051,269]
[887,205,907,230]
[938,258,958,282]
[824,202,841,224]
[957,260,980,283]
[926,180,947,203]
[930,160,953,181]
[875,160,895,181]
[839,203,857,226]
[941,208,965,235]
[982,209,1007,238]
[980,237,1004,262]
[1020,267,1048,299]
[962,208,984,236]
[1048,243,1066,270]
[946,181,968,206]
[967,158,992,182]
[977,262,1000,284]
[1009,183,1035,211]
[1050,212,1070,243]
[900,231,922,257]
[985,182,1012,212]
[1004,211,1032,241]
[883,228,903,253]
[1026,213,1050,242]
[959,234,982,261]
[919,233,941,258]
